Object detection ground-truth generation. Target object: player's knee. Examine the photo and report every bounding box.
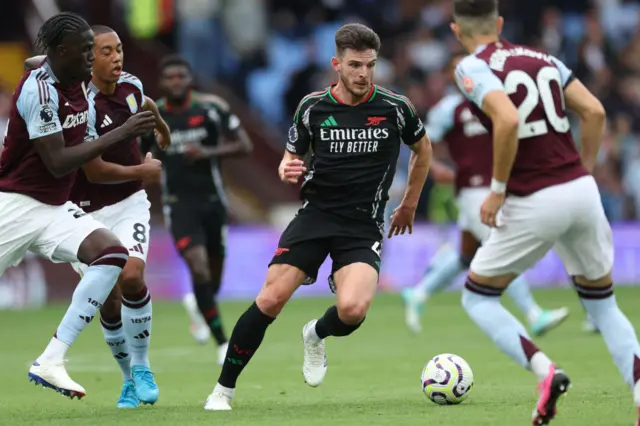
[119,264,145,294]
[79,229,128,266]
[256,273,298,317]
[255,288,289,318]
[336,298,370,325]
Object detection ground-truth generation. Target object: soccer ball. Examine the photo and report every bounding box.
[421,353,474,405]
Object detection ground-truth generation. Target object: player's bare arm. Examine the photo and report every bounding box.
[563,79,606,173]
[33,112,156,178]
[278,151,306,184]
[142,95,172,150]
[479,90,519,227]
[389,134,432,238]
[82,152,161,184]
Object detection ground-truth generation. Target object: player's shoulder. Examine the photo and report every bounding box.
[16,68,59,110]
[298,87,332,108]
[373,85,418,117]
[293,87,331,122]
[193,91,230,111]
[455,53,492,79]
[117,71,144,93]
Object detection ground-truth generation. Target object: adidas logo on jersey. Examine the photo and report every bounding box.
[100,114,113,128]
[62,110,88,129]
[320,116,338,127]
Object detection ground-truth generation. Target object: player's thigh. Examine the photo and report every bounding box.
[457,188,491,242]
[202,202,228,258]
[459,230,481,263]
[329,236,381,318]
[110,201,151,265]
[268,207,332,285]
[167,201,206,255]
[470,215,553,287]
[554,201,613,283]
[0,192,48,275]
[33,202,121,265]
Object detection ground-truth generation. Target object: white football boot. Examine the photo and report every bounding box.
[28,361,86,399]
[204,383,234,411]
[302,320,327,387]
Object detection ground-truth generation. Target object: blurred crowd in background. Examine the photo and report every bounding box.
[2,0,640,222]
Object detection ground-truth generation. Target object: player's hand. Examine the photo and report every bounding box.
[155,129,171,151]
[480,191,505,228]
[123,111,156,138]
[388,204,415,238]
[140,152,162,182]
[279,159,307,184]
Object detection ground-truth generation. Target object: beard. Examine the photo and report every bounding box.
[339,73,370,99]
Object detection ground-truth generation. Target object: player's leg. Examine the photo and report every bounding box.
[300,237,381,387]
[205,212,329,410]
[462,193,571,425]
[111,194,157,404]
[402,190,483,330]
[30,203,128,398]
[167,201,214,344]
[201,204,230,365]
[458,188,568,336]
[99,284,138,408]
[403,232,475,333]
[553,177,640,421]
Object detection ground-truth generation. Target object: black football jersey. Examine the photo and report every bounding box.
[287,84,425,223]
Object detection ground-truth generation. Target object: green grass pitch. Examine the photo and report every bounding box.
[0,287,638,426]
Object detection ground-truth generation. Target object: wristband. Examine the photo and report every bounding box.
[490,178,507,194]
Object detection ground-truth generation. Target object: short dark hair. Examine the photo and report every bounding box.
[335,23,381,56]
[453,0,498,18]
[34,12,91,53]
[91,25,116,36]
[159,54,192,74]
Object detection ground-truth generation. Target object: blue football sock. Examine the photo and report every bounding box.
[576,282,640,387]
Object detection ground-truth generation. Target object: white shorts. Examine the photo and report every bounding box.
[0,192,105,275]
[72,190,151,276]
[471,176,614,280]
[457,187,491,242]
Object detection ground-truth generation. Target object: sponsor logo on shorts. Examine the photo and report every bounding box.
[176,236,192,251]
[273,247,290,256]
[129,243,145,254]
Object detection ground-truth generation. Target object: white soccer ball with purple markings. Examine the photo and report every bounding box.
[421,353,474,405]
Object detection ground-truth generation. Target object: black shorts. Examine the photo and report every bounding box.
[166,199,227,256]
[269,205,383,289]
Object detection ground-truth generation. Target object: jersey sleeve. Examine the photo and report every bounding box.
[549,55,575,88]
[16,76,62,139]
[426,95,459,144]
[454,56,505,108]
[287,98,313,155]
[119,72,146,107]
[84,95,98,142]
[399,97,426,146]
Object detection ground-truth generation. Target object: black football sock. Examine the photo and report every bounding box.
[314,305,365,339]
[218,302,274,388]
[193,283,227,345]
